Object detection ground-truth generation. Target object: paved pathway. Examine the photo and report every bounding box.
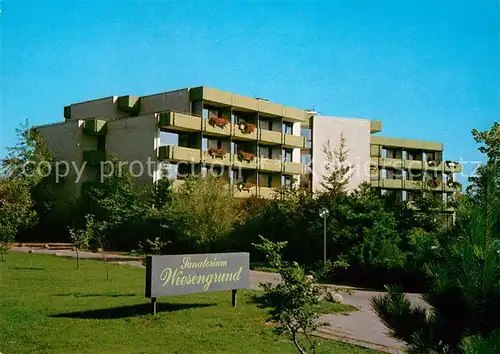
[11,247,424,353]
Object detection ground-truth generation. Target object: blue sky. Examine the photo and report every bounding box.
[1,0,499,184]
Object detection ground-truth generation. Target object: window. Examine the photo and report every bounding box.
[267,175,273,188]
[283,122,293,135]
[283,175,292,187]
[283,148,293,162]
[260,146,272,159]
[97,136,105,152]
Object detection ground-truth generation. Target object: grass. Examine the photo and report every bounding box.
[1,252,379,354]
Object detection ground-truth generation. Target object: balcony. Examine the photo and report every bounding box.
[404,160,424,170]
[404,180,423,190]
[443,161,463,173]
[159,111,202,132]
[444,181,462,193]
[259,186,277,199]
[375,179,404,189]
[203,117,231,137]
[203,148,230,166]
[283,134,306,148]
[233,182,258,199]
[424,160,443,171]
[259,129,282,145]
[282,161,303,175]
[82,150,106,166]
[233,152,257,169]
[83,119,107,136]
[232,122,258,141]
[377,157,403,169]
[425,179,444,191]
[258,158,282,172]
[158,145,202,163]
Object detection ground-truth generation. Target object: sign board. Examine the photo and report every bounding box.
[145,252,250,298]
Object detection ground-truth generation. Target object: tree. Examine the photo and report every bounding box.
[0,177,36,261]
[0,121,54,244]
[84,155,153,250]
[68,215,93,269]
[85,215,111,281]
[163,176,239,252]
[372,194,500,352]
[372,123,500,353]
[468,122,500,198]
[320,133,353,197]
[253,236,326,354]
[1,120,53,185]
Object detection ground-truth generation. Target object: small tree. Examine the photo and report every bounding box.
[135,236,170,264]
[253,236,326,354]
[84,215,111,281]
[68,217,93,269]
[320,133,353,197]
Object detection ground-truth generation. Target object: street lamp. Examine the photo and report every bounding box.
[319,208,329,261]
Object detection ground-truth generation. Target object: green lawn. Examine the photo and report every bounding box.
[1,252,378,354]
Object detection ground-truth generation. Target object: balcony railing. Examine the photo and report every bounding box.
[282,161,303,175]
[258,157,282,172]
[425,179,444,191]
[159,112,202,132]
[444,180,462,193]
[375,179,404,189]
[283,134,306,148]
[259,129,282,144]
[404,180,423,190]
[203,148,231,166]
[443,161,463,173]
[232,122,258,141]
[203,117,231,137]
[158,145,202,163]
[258,186,276,199]
[233,152,258,169]
[233,182,258,198]
[371,157,461,174]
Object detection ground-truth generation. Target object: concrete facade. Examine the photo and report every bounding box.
[106,114,160,187]
[35,85,462,204]
[311,116,371,193]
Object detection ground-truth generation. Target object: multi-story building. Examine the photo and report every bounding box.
[301,114,462,205]
[36,86,462,206]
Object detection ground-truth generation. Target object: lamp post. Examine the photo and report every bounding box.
[319,208,329,262]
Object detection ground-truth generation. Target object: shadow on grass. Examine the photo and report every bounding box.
[50,302,216,319]
[54,292,137,298]
[12,267,45,270]
[58,255,141,262]
[248,290,274,310]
